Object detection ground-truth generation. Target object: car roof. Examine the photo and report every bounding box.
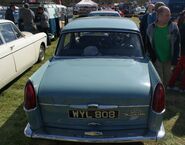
[90,11,119,14]
[63,17,139,32]
[0,19,13,24]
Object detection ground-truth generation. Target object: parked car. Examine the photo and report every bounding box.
[89,10,121,17]
[24,17,165,143]
[0,20,47,90]
[0,6,20,25]
[30,3,66,38]
[134,6,146,15]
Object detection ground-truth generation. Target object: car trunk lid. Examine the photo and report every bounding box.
[38,58,151,130]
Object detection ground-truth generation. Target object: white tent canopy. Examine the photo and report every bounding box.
[76,0,98,8]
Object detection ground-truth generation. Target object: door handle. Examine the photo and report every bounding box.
[10,45,15,50]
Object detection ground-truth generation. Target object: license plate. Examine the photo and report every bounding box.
[69,110,118,119]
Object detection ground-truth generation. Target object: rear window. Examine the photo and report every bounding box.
[56,31,143,57]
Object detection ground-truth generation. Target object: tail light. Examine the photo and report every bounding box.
[152,83,165,113]
[24,81,36,110]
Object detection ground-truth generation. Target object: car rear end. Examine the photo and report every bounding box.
[24,59,165,143]
[24,17,165,143]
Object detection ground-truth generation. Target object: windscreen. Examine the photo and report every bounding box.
[56,31,143,57]
[89,12,120,17]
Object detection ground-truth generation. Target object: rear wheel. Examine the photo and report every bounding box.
[38,44,45,62]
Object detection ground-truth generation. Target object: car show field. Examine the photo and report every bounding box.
[0,17,185,145]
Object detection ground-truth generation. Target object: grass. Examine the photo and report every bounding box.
[0,18,185,145]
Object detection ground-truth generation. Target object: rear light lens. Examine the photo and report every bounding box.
[152,83,165,113]
[24,81,36,110]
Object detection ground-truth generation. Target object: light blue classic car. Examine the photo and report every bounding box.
[24,17,165,143]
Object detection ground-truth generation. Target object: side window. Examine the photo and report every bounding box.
[0,25,4,45]
[63,33,71,49]
[0,36,3,45]
[0,23,17,43]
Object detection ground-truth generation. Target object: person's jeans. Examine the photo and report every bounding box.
[40,27,51,45]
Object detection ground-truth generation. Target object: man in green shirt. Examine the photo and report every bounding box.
[146,6,180,87]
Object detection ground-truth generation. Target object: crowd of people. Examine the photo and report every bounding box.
[5,3,51,45]
[140,2,185,92]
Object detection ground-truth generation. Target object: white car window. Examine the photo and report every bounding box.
[11,23,23,39]
[0,36,3,45]
[0,23,17,43]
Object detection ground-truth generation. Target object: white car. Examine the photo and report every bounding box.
[134,6,146,15]
[89,11,121,17]
[0,20,47,89]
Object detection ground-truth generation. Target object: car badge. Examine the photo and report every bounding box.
[84,131,103,136]
[123,109,145,117]
[88,122,102,126]
[87,104,99,109]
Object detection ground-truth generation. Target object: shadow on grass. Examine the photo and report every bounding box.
[0,67,32,94]
[0,104,144,145]
[0,104,28,145]
[0,103,57,145]
[163,91,185,137]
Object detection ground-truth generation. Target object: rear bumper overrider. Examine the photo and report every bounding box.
[24,123,165,143]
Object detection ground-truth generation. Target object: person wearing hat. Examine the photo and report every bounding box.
[19,3,37,33]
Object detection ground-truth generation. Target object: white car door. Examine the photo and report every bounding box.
[0,24,16,89]
[6,23,36,73]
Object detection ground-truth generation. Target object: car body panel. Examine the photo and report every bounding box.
[0,20,47,89]
[0,42,16,88]
[38,58,151,105]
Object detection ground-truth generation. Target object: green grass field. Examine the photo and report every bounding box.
[0,18,185,145]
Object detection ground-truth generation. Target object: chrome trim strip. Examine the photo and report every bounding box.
[39,103,68,107]
[24,123,164,143]
[23,106,37,112]
[39,103,149,108]
[69,104,118,109]
[152,109,166,115]
[119,105,149,108]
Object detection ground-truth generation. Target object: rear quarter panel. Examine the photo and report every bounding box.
[148,61,164,133]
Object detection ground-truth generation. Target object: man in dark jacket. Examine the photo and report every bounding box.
[5,4,15,23]
[19,3,37,33]
[140,4,154,46]
[146,6,180,87]
[37,6,51,45]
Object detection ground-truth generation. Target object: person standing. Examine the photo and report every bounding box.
[146,6,180,87]
[19,3,37,33]
[168,10,185,91]
[37,6,51,45]
[139,3,155,46]
[148,2,165,25]
[140,2,165,47]
[5,4,15,23]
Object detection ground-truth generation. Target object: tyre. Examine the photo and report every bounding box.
[38,44,45,62]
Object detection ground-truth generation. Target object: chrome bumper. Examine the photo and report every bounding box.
[24,123,165,143]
